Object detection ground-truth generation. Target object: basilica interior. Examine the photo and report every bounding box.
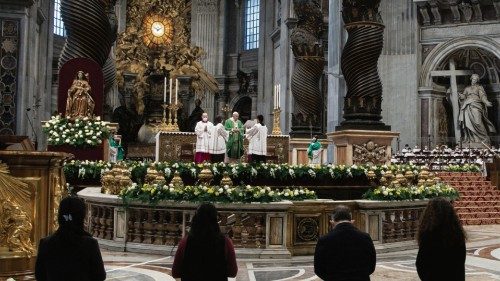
[0,0,500,280]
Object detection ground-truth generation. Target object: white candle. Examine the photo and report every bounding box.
[169,78,173,104]
[163,77,167,103]
[175,79,179,104]
[273,85,276,109]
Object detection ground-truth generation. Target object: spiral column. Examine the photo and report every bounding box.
[59,0,116,94]
[290,0,325,136]
[338,0,390,131]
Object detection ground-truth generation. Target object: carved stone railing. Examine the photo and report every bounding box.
[79,188,431,257]
[414,0,500,26]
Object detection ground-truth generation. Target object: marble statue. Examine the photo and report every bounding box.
[458,74,496,145]
[65,71,95,119]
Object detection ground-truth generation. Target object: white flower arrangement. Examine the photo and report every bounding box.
[44,115,110,147]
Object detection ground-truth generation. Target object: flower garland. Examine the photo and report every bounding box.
[43,115,110,147]
[119,183,317,204]
[362,183,459,201]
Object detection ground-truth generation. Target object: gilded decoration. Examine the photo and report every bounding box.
[0,162,35,257]
[352,140,387,165]
[101,163,133,195]
[116,0,218,116]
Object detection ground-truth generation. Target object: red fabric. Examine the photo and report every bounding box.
[172,236,238,278]
[47,144,104,161]
[58,58,104,118]
[194,152,211,164]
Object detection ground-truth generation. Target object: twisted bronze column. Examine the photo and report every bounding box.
[290,0,325,136]
[59,0,116,94]
[338,0,390,131]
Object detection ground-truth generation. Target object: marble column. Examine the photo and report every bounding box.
[327,0,346,163]
[0,0,54,149]
[191,0,223,118]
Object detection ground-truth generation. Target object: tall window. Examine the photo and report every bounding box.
[54,0,66,36]
[244,0,260,50]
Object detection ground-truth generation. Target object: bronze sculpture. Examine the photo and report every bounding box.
[65,71,95,119]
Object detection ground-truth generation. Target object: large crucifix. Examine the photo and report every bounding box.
[430,58,473,142]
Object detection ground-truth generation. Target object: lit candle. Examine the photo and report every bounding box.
[169,78,173,104]
[163,77,167,103]
[175,79,179,104]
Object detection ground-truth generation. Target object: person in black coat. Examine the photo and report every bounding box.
[314,205,376,281]
[416,197,466,281]
[35,196,106,281]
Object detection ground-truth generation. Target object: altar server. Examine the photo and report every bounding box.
[209,116,228,163]
[246,115,268,164]
[194,112,213,163]
[308,136,322,165]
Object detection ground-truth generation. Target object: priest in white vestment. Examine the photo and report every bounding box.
[209,116,229,163]
[194,112,213,163]
[245,115,268,164]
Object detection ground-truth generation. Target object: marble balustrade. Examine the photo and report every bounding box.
[79,188,430,257]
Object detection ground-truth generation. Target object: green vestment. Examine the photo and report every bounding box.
[224,118,244,159]
[307,141,321,159]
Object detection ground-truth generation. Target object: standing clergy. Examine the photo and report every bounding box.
[245,115,268,164]
[308,136,322,165]
[194,112,213,163]
[209,116,228,163]
[224,112,244,162]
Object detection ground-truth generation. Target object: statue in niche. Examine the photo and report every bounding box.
[458,74,496,145]
[65,71,95,119]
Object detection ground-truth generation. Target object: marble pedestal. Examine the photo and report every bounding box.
[289,138,328,165]
[327,130,399,165]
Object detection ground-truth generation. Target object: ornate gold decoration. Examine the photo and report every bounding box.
[145,164,165,185]
[51,172,65,232]
[198,164,213,185]
[0,162,35,257]
[352,140,387,165]
[170,170,183,186]
[116,0,219,115]
[272,108,282,135]
[65,71,95,119]
[142,14,173,47]
[220,171,233,187]
[101,162,132,195]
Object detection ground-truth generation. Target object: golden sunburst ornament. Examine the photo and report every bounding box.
[142,14,172,48]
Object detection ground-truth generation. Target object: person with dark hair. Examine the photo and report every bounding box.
[209,116,229,163]
[35,196,106,281]
[314,205,376,281]
[245,114,268,164]
[416,197,467,281]
[188,98,204,132]
[172,203,238,280]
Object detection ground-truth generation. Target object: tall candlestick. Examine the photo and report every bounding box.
[169,78,173,104]
[277,84,280,109]
[163,77,167,103]
[175,79,179,104]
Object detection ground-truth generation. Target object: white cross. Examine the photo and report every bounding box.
[430,58,473,142]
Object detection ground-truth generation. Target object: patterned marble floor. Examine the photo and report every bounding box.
[102,225,500,281]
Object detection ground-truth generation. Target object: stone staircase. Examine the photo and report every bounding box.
[438,172,500,225]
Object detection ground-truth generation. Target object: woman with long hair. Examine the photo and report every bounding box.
[35,196,106,281]
[172,203,238,280]
[416,197,467,281]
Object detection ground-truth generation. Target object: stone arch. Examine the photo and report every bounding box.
[228,95,252,123]
[419,36,500,88]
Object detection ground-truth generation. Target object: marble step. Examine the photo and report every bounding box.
[461,218,500,225]
[454,201,500,207]
[455,210,500,218]
[456,190,500,196]
[458,195,500,201]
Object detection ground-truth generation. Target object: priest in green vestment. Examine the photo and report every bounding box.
[224,112,244,161]
[307,136,321,165]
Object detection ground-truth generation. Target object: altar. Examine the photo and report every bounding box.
[155,132,290,163]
